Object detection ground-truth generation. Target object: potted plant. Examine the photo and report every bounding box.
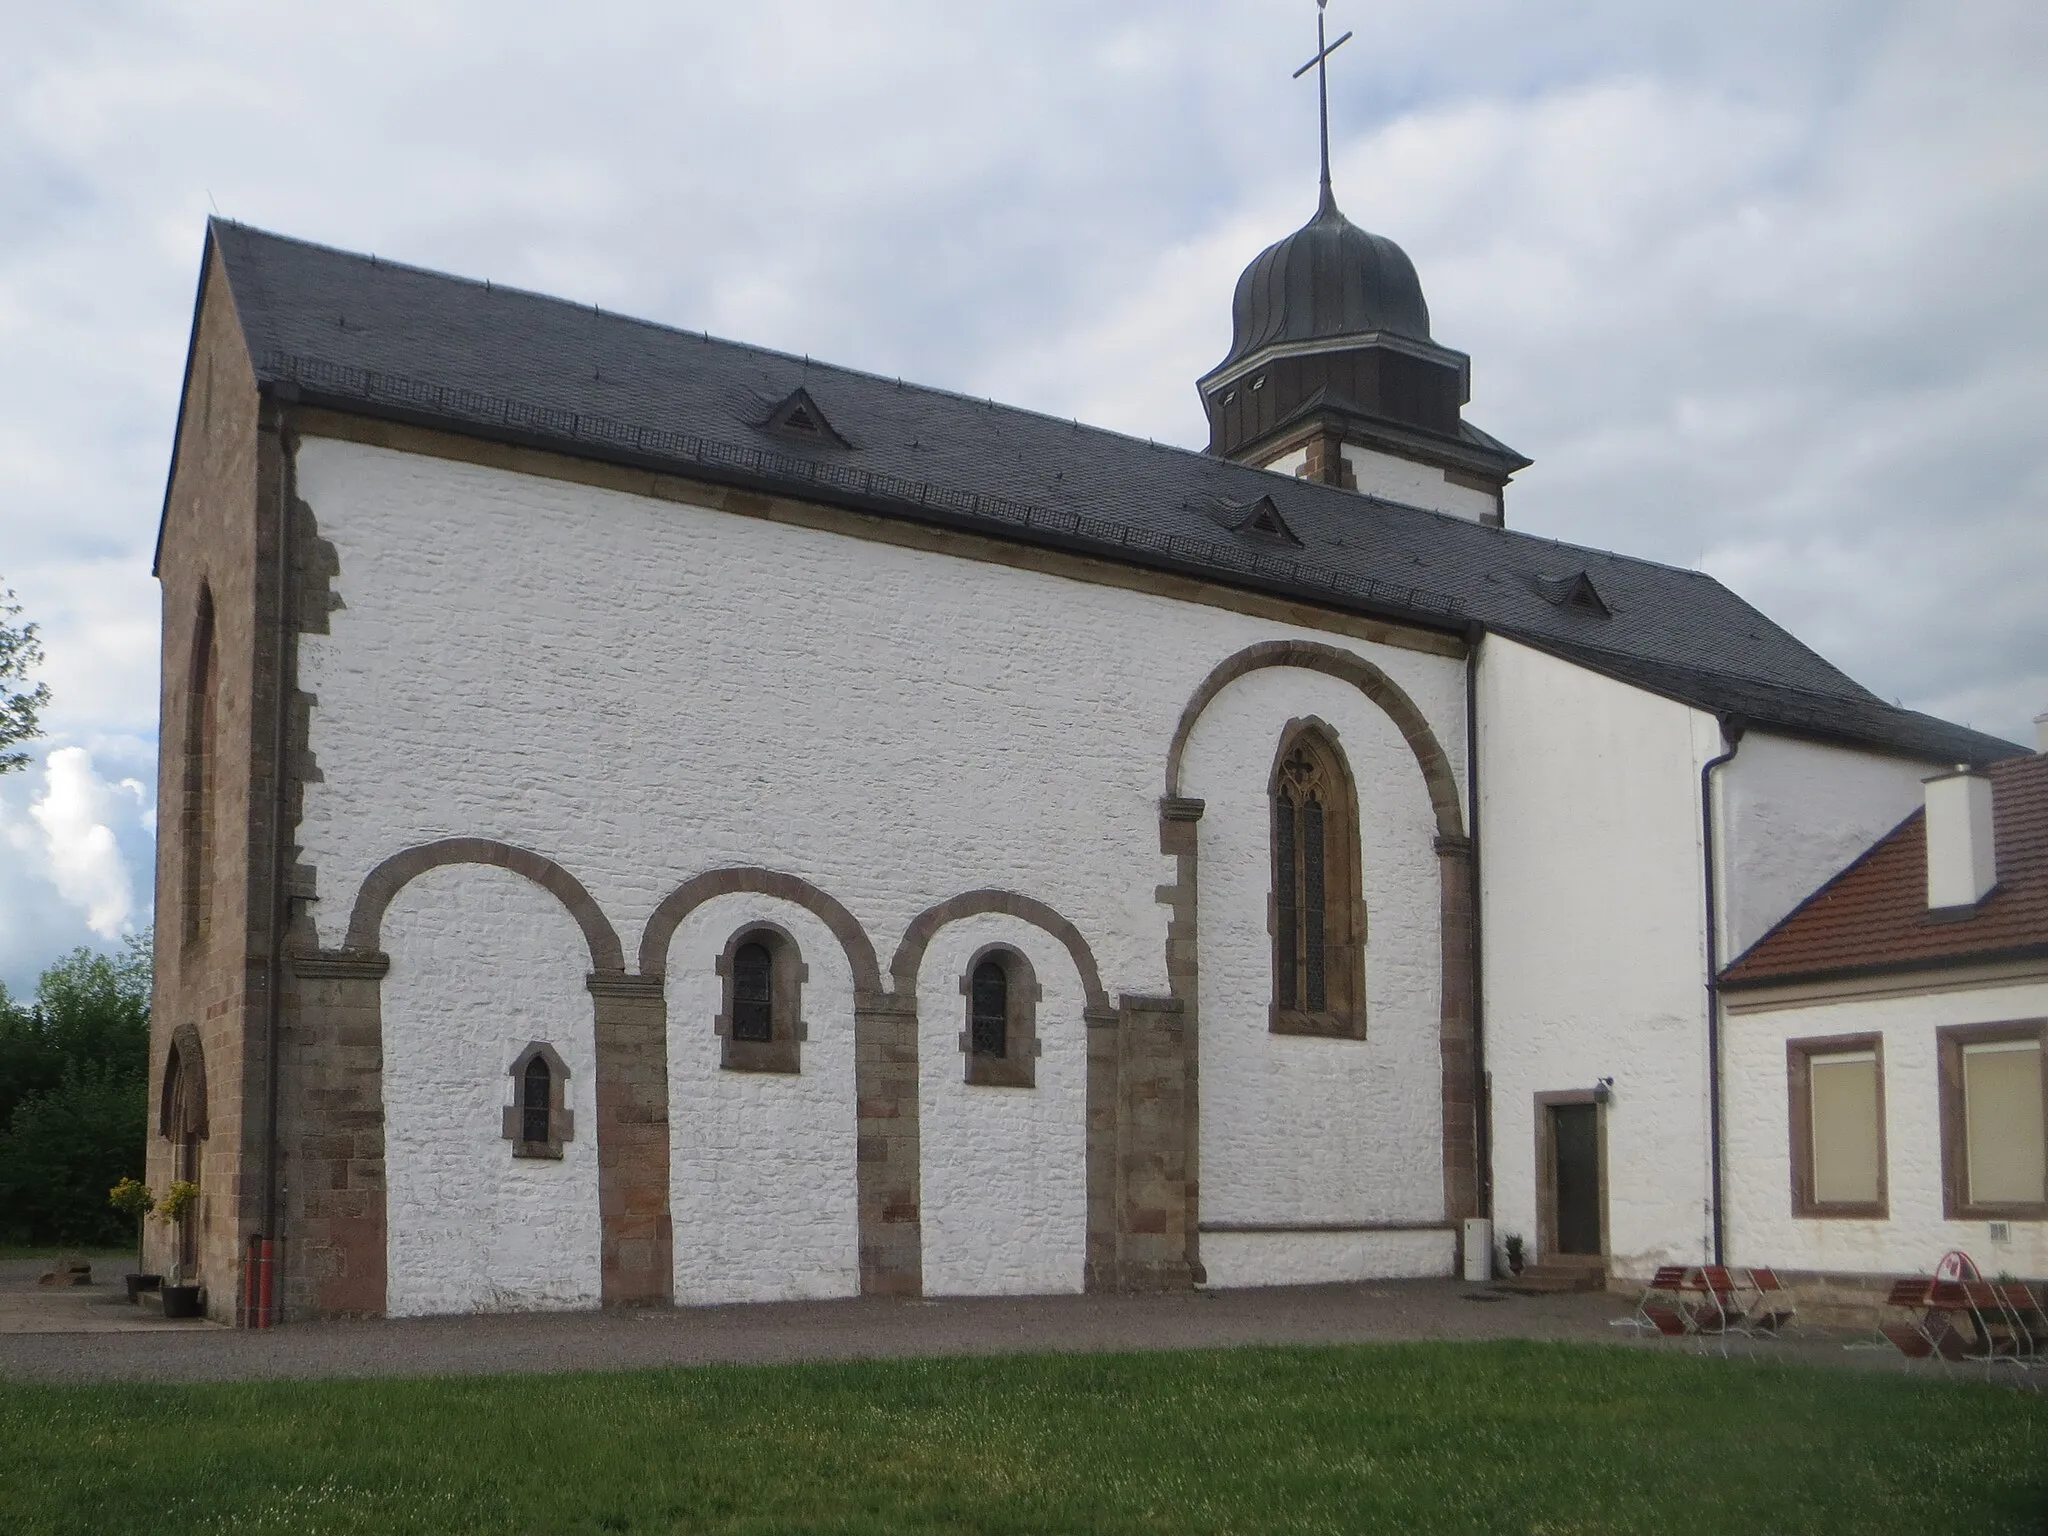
[1502,1233,1526,1276]
[155,1181,205,1318]
[107,1178,160,1303]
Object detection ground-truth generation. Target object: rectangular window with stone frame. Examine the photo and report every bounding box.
[1785,1033,1887,1219]
[1938,1021,2047,1221]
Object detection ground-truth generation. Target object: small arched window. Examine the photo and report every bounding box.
[971,960,1009,1058]
[732,941,774,1043]
[503,1043,573,1158]
[960,947,1041,1088]
[717,927,806,1074]
[1270,721,1366,1039]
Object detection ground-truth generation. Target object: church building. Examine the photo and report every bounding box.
[146,133,2023,1322]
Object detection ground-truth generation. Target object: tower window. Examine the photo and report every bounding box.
[717,927,807,1074]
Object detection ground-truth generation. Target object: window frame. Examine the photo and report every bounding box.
[1938,1018,2048,1222]
[1267,717,1367,1040]
[502,1041,574,1159]
[1785,1032,1888,1220]
[958,944,1041,1088]
[714,924,808,1075]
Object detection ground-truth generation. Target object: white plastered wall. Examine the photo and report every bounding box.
[914,913,1089,1296]
[1478,636,1719,1280]
[1260,443,1499,523]
[1183,661,1463,1286]
[664,894,860,1305]
[1724,977,2048,1277]
[381,862,602,1316]
[1716,731,1932,962]
[292,435,1466,1306]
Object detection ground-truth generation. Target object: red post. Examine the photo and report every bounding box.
[257,1238,276,1328]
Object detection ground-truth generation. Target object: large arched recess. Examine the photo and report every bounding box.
[1165,639,1464,840]
[1159,636,1480,1263]
[890,889,1113,1017]
[346,836,625,972]
[637,867,883,999]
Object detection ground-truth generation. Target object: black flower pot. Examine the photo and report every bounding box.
[125,1273,163,1304]
[159,1284,204,1319]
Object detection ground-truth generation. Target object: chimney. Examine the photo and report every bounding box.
[1925,767,1997,911]
[2035,711,2047,753]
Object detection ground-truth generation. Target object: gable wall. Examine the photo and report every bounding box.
[147,246,276,1319]
[1716,731,1933,962]
[286,433,1469,1312]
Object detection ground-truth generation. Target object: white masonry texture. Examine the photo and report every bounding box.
[1259,443,1500,523]
[289,436,1469,1309]
[380,862,603,1316]
[1183,656,1462,1286]
[915,913,1089,1296]
[662,895,861,1305]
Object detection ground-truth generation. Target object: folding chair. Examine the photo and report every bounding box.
[1877,1277,1964,1363]
[1628,1265,1692,1334]
[1737,1268,1797,1337]
[1961,1281,2035,1382]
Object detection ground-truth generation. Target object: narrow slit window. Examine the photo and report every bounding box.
[522,1056,552,1146]
[971,959,1008,1058]
[732,942,774,1043]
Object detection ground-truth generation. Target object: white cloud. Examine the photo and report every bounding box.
[1,0,2045,984]
[24,746,146,940]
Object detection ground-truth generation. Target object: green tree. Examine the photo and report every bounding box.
[0,933,152,1245]
[0,579,50,774]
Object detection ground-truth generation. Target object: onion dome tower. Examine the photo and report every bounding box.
[1199,4,1528,524]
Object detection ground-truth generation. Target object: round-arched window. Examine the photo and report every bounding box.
[732,941,774,1043]
[971,958,1008,1059]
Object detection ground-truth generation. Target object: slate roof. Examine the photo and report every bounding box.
[182,220,2023,768]
[1721,752,2048,988]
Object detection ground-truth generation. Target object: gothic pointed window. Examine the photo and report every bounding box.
[522,1056,552,1145]
[718,927,806,1074]
[1270,722,1366,1038]
[503,1043,573,1158]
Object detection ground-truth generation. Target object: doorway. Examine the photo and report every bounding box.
[1534,1091,1607,1274]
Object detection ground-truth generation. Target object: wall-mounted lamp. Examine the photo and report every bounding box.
[1593,1076,1615,1105]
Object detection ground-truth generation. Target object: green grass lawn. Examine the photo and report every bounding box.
[1,1342,2043,1535]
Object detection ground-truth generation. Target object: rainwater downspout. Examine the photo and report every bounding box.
[1699,713,1746,1267]
[1465,624,1489,1216]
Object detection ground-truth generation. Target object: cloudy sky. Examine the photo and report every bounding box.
[1,0,2043,993]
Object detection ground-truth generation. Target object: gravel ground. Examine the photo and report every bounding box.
[0,1273,1968,1387]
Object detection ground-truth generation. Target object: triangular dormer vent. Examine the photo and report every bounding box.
[761,387,851,448]
[1534,569,1610,618]
[1204,494,1303,548]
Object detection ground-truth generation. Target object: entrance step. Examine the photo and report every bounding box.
[1494,1264,1605,1295]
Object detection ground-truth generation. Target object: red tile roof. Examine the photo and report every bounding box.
[1721,751,2048,988]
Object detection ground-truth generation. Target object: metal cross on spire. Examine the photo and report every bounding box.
[1292,0,1353,213]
